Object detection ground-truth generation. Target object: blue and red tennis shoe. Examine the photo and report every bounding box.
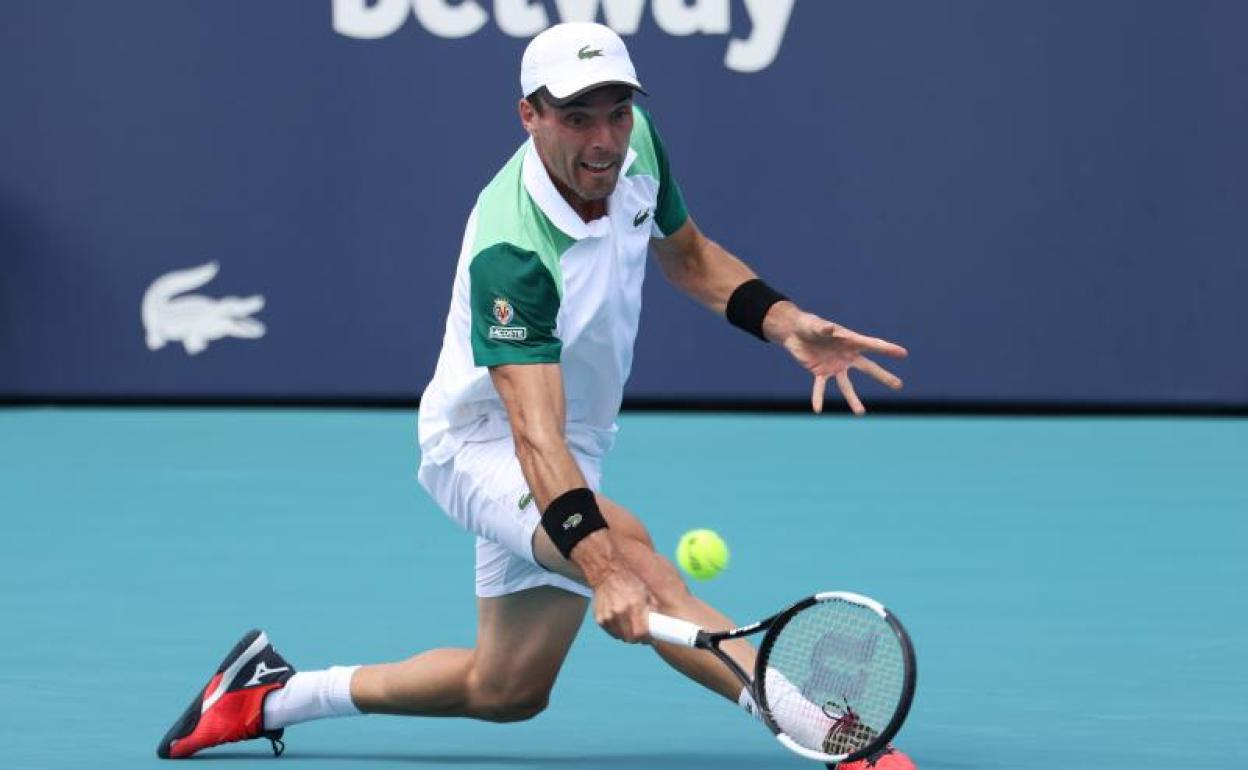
[157,629,295,759]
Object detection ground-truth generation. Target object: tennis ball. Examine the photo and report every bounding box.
[676,529,730,581]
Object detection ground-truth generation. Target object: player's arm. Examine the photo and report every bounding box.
[487,362,580,506]
[468,242,648,640]
[651,216,796,339]
[652,217,908,414]
[638,107,905,412]
[488,362,651,642]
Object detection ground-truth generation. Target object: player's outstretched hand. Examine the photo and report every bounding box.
[592,567,652,643]
[780,312,908,415]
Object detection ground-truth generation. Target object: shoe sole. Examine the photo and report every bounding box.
[156,629,266,759]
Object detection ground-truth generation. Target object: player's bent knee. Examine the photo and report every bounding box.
[467,674,552,723]
[476,690,550,723]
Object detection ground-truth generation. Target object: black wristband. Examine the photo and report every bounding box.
[726,278,788,341]
[541,487,609,560]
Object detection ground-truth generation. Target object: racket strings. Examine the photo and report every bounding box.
[822,714,879,755]
[760,599,905,757]
[822,698,859,732]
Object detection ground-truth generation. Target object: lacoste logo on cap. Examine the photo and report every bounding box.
[578,45,603,60]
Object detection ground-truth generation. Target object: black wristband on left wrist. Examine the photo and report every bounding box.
[726,278,788,341]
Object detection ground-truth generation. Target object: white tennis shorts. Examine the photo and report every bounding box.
[417,435,598,599]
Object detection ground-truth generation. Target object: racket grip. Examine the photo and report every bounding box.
[647,612,702,647]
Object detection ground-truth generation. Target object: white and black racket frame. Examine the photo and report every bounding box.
[648,591,917,765]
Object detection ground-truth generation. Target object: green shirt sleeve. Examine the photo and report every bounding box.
[645,112,690,236]
[469,242,562,367]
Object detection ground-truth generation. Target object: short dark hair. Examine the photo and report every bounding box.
[526,84,635,115]
[525,87,553,115]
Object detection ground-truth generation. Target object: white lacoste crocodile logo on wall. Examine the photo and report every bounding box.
[142,262,266,355]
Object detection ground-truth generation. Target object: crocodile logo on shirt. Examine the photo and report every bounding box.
[518,491,533,510]
[578,45,603,60]
[633,208,651,227]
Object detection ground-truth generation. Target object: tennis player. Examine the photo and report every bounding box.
[158,22,913,769]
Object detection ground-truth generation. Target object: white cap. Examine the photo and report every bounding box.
[520,22,645,103]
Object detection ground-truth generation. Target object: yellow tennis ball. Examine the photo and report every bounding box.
[676,529,730,581]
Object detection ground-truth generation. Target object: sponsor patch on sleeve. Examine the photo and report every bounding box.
[488,325,527,340]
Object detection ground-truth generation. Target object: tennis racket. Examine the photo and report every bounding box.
[648,591,916,765]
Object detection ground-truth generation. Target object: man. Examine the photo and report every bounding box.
[157,22,913,769]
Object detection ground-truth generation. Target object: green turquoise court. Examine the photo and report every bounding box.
[1,409,1244,769]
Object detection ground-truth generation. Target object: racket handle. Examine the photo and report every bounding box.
[647,612,703,647]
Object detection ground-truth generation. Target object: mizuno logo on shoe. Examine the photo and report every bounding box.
[245,660,291,687]
[202,632,271,713]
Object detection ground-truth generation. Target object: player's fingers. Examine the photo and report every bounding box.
[602,614,630,642]
[600,602,645,643]
[853,356,903,390]
[837,372,865,416]
[811,375,827,414]
[628,609,650,643]
[859,336,908,359]
[610,612,642,643]
[595,604,622,640]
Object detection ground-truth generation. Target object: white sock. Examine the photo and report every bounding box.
[762,668,838,749]
[263,665,363,730]
[738,686,765,723]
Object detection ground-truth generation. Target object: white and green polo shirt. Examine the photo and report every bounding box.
[418,106,687,465]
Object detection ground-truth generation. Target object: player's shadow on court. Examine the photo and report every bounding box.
[192,752,777,767]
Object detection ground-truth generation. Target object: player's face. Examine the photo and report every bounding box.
[521,85,635,214]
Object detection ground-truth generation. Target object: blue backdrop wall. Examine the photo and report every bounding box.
[2,1,1244,405]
